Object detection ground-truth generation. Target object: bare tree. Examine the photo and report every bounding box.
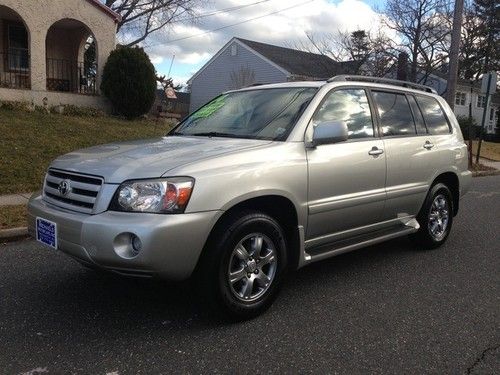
[383,0,453,83]
[459,2,485,79]
[229,66,256,89]
[104,0,202,47]
[287,31,344,61]
[288,28,397,76]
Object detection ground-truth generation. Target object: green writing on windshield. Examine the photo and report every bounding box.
[192,95,227,119]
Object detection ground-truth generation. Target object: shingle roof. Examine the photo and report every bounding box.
[236,38,356,79]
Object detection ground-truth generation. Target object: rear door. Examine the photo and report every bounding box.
[371,90,436,220]
[306,87,386,242]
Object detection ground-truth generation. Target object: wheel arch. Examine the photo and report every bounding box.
[431,172,460,216]
[197,194,302,272]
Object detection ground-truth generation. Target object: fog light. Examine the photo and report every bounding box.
[131,235,142,253]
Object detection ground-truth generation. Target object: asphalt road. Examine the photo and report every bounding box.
[1,176,499,374]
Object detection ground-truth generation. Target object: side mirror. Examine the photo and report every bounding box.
[312,121,348,146]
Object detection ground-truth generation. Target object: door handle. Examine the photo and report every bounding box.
[423,141,434,150]
[368,147,384,156]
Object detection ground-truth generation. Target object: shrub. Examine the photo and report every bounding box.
[457,115,480,140]
[0,100,31,112]
[55,104,104,117]
[101,47,157,119]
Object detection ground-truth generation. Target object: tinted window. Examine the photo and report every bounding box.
[173,87,317,141]
[313,89,374,139]
[407,95,427,134]
[416,96,451,135]
[372,91,416,136]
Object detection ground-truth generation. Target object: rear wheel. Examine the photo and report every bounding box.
[194,210,288,320]
[411,183,453,249]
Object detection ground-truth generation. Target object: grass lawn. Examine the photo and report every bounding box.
[472,140,500,161]
[0,205,27,229]
[0,108,174,194]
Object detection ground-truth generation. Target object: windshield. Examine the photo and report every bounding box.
[171,87,317,141]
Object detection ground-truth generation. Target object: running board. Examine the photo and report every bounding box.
[299,219,420,266]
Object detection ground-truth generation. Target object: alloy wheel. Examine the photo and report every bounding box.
[227,233,277,302]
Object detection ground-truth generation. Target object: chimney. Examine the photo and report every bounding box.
[397,52,409,81]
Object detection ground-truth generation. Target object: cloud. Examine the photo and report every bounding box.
[130,0,386,83]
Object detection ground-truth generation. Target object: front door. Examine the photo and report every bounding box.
[306,88,387,243]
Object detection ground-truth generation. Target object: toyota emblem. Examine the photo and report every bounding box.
[58,180,71,196]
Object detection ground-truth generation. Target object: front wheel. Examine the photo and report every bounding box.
[194,210,288,320]
[410,183,453,249]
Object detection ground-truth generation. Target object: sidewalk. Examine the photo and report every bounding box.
[478,157,500,170]
[0,193,32,206]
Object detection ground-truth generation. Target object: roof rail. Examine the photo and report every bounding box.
[246,82,270,87]
[327,75,437,94]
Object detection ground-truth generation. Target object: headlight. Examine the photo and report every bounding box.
[110,177,194,213]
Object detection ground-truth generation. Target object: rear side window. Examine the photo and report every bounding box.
[313,88,374,139]
[407,95,427,134]
[372,91,416,136]
[415,96,451,135]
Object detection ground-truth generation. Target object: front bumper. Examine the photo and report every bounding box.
[28,193,222,280]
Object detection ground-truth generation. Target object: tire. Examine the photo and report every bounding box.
[194,210,288,321]
[410,183,454,249]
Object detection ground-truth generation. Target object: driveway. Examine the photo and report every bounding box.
[1,176,499,374]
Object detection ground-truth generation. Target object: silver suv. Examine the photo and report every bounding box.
[28,76,471,319]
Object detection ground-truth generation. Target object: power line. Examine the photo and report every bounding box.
[144,0,315,48]
[185,0,274,22]
[117,1,274,34]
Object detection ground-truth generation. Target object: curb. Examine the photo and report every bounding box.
[475,155,500,162]
[0,193,32,206]
[0,227,29,242]
[472,169,500,177]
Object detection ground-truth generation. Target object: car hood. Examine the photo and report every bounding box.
[49,136,272,183]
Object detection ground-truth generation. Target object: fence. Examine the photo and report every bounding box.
[0,50,30,89]
[46,58,97,95]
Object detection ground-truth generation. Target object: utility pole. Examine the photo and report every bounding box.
[476,72,496,164]
[468,80,473,168]
[445,0,464,109]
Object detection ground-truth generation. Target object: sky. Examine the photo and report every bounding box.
[134,0,387,86]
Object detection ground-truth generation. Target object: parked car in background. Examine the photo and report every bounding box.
[28,76,471,319]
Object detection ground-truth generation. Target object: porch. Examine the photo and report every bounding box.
[0,4,102,100]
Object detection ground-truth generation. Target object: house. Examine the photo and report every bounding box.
[150,88,190,121]
[385,66,499,138]
[187,37,356,112]
[0,0,120,111]
[425,73,499,137]
[452,80,499,137]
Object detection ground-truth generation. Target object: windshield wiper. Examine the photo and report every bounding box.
[190,131,239,138]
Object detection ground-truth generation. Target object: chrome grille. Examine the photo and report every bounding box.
[43,169,103,213]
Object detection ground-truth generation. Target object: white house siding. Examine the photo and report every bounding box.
[408,73,499,136]
[189,40,288,112]
[453,87,498,134]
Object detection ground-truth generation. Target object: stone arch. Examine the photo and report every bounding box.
[45,18,98,94]
[0,5,31,89]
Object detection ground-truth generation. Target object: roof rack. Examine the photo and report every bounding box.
[327,75,437,94]
[243,82,271,88]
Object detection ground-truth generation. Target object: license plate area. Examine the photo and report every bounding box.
[36,217,58,249]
